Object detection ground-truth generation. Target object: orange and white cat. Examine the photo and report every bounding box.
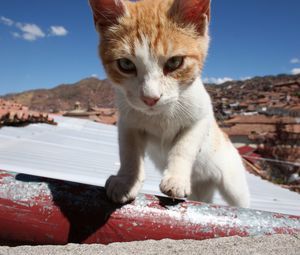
[89,0,250,207]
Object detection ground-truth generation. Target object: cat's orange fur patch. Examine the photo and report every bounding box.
[98,0,209,85]
[211,120,231,152]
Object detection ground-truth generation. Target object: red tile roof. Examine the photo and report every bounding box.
[222,124,276,136]
[237,146,256,156]
[0,99,56,128]
[225,115,297,125]
[243,153,262,164]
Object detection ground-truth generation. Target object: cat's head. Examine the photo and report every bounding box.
[90,0,210,115]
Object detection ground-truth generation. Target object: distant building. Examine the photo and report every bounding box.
[63,102,117,125]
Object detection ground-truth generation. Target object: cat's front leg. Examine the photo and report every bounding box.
[105,124,146,203]
[160,158,192,198]
[160,119,209,198]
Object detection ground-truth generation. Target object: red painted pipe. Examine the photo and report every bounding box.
[0,170,299,245]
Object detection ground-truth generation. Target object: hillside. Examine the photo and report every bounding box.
[206,74,300,119]
[1,78,115,112]
[1,74,300,115]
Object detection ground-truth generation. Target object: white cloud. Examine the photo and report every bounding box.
[11,32,21,38]
[0,16,14,26]
[291,68,300,75]
[1,16,68,41]
[290,58,300,64]
[91,74,98,78]
[203,77,233,84]
[49,26,68,36]
[15,22,45,41]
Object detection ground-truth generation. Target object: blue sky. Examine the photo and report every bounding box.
[0,0,300,95]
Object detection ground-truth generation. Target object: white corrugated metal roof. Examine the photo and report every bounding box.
[0,116,299,215]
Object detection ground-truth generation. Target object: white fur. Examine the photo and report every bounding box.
[104,31,250,208]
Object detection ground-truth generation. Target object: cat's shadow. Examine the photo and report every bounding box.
[15,174,122,243]
[15,174,186,243]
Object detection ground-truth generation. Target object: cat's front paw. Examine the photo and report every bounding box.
[105,175,142,204]
[159,174,191,199]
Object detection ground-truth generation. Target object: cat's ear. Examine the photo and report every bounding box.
[169,0,211,35]
[89,0,127,31]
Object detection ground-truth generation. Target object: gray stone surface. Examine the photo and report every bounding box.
[1,234,300,255]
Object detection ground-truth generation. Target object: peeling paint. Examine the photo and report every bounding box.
[117,194,300,238]
[0,172,52,203]
[0,170,299,245]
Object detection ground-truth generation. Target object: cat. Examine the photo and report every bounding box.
[89,0,250,208]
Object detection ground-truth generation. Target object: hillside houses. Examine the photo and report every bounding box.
[221,115,300,146]
[207,75,300,146]
[208,75,300,119]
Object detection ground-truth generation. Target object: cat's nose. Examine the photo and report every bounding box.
[141,95,160,107]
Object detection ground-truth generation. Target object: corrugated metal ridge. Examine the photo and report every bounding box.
[0,116,299,215]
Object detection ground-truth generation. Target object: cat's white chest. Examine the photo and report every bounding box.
[124,110,182,140]
[146,133,172,171]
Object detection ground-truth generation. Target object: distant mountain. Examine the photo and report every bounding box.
[1,78,115,112]
[206,73,300,90]
[1,74,300,113]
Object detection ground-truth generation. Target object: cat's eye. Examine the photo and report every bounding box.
[164,56,184,73]
[117,58,136,74]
